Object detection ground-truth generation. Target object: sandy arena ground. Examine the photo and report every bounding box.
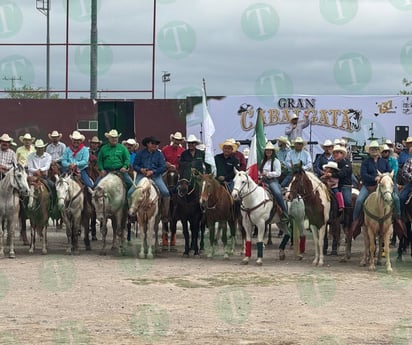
[1,223,412,345]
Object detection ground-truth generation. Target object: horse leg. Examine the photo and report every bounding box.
[0,222,4,258]
[146,220,154,259]
[207,222,216,258]
[200,218,206,251]
[368,228,376,271]
[138,219,145,259]
[241,214,252,265]
[221,222,230,259]
[29,225,35,254]
[64,214,73,254]
[7,218,15,258]
[182,219,190,257]
[41,225,47,255]
[385,226,393,273]
[100,219,108,255]
[162,221,169,247]
[255,220,266,266]
[191,217,200,257]
[318,225,326,267]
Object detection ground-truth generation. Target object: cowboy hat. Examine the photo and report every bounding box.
[333,138,345,146]
[381,144,391,152]
[321,139,333,148]
[142,136,160,147]
[197,143,206,151]
[293,137,306,145]
[89,136,102,144]
[332,145,347,154]
[385,139,394,146]
[48,130,62,140]
[276,135,291,147]
[227,138,241,147]
[264,141,276,150]
[19,133,35,143]
[290,113,298,121]
[0,133,13,142]
[219,139,238,152]
[169,131,185,141]
[186,134,201,144]
[366,140,381,152]
[322,161,340,171]
[69,130,85,142]
[104,129,122,139]
[34,139,47,148]
[402,136,412,146]
[124,138,139,150]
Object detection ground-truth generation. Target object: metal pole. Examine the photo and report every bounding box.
[90,0,98,99]
[46,0,50,98]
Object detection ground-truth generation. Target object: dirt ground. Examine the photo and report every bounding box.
[1,223,412,345]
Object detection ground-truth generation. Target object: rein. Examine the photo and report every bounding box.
[57,178,83,211]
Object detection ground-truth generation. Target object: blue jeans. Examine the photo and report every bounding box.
[265,178,287,213]
[400,182,412,217]
[128,174,170,197]
[80,169,94,188]
[341,185,352,208]
[280,174,292,188]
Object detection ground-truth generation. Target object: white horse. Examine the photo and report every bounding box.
[128,177,161,259]
[0,164,30,258]
[55,175,84,255]
[231,169,286,265]
[90,173,127,255]
[362,172,394,272]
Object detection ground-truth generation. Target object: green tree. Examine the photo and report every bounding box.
[5,85,59,99]
[399,78,412,95]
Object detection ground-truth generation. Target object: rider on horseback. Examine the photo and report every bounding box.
[215,139,240,192]
[0,133,17,179]
[46,130,66,170]
[179,134,211,179]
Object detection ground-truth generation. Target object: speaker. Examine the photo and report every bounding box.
[395,126,409,143]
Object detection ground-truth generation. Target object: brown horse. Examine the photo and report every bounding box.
[198,174,237,258]
[161,169,179,248]
[26,176,51,254]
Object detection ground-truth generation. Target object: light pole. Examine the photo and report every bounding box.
[162,71,170,99]
[36,0,50,98]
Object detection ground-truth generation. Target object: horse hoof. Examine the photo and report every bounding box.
[194,254,200,259]
[279,250,285,261]
[92,236,98,241]
[99,251,107,256]
[397,256,402,262]
[85,245,91,251]
[147,253,154,260]
[240,259,249,265]
[318,262,324,267]
[387,267,393,273]
[8,252,15,259]
[139,253,145,259]
[255,260,263,266]
[223,253,229,260]
[28,249,34,254]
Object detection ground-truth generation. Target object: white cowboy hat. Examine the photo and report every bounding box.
[264,141,276,150]
[332,145,347,154]
[385,139,394,146]
[381,144,391,152]
[321,139,333,148]
[276,135,291,147]
[19,133,35,143]
[34,139,47,148]
[333,138,345,146]
[197,143,206,151]
[293,137,307,145]
[104,129,122,138]
[366,140,381,152]
[170,131,185,141]
[186,134,201,144]
[0,133,13,142]
[322,161,340,171]
[402,136,412,146]
[89,136,102,144]
[123,138,139,150]
[219,139,237,152]
[48,130,62,140]
[290,113,298,121]
[227,138,241,147]
[69,130,85,142]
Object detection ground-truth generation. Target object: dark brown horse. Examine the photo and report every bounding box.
[161,169,179,248]
[198,174,237,258]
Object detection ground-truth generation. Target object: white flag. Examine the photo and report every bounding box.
[202,86,216,174]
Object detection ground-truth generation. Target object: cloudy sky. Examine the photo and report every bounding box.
[0,0,411,99]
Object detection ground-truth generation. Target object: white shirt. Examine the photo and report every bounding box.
[27,151,52,176]
[261,158,282,179]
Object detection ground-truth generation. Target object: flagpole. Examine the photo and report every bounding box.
[200,78,207,143]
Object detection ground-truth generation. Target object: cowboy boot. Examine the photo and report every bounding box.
[170,233,176,246]
[162,232,169,247]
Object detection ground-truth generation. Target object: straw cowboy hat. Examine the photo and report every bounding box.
[385,139,394,146]
[19,133,35,143]
[290,113,298,121]
[264,141,276,150]
[293,137,306,145]
[142,136,160,147]
[227,138,241,147]
[0,133,13,142]
[34,139,47,148]
[69,130,85,142]
[402,136,412,146]
[333,138,345,146]
[104,129,121,139]
[322,161,340,171]
[123,138,139,150]
[321,139,333,148]
[381,144,391,152]
[186,134,201,144]
[332,145,347,154]
[89,136,102,144]
[170,131,185,141]
[366,140,381,152]
[48,130,62,140]
[276,135,291,147]
[219,139,238,152]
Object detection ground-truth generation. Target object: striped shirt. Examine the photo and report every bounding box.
[0,149,17,170]
[46,142,66,162]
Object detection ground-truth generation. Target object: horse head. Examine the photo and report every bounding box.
[55,176,70,210]
[10,163,30,197]
[198,174,216,209]
[377,171,394,205]
[231,169,250,201]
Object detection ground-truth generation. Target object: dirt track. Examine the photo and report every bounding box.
[1,225,412,345]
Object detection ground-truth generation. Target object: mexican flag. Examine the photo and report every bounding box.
[247,110,266,183]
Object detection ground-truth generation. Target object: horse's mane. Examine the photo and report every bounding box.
[305,171,329,195]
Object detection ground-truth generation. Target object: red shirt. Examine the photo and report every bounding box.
[161,145,184,169]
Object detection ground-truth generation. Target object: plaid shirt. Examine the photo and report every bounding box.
[46,142,66,162]
[0,149,17,170]
[402,157,412,183]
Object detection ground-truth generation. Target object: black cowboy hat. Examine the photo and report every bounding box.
[142,136,161,147]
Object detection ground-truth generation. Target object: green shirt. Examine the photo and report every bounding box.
[97,143,130,171]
